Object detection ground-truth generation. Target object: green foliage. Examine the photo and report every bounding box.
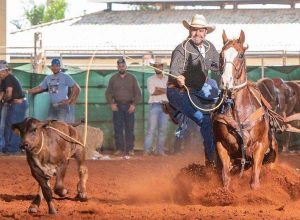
[25,0,67,26]
[25,4,45,26]
[44,0,67,22]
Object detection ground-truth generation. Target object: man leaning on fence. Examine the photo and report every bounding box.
[27,58,80,123]
[105,58,142,156]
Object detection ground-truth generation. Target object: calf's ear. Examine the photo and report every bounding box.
[11,118,29,136]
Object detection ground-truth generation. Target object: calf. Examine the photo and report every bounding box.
[12,117,88,215]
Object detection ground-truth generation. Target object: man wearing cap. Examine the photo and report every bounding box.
[0,60,28,154]
[166,14,220,166]
[28,58,80,123]
[105,58,142,156]
[143,61,169,156]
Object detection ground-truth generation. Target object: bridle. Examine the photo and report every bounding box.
[220,41,247,90]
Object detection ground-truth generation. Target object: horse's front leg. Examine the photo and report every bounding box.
[270,133,279,169]
[216,141,231,190]
[250,142,266,190]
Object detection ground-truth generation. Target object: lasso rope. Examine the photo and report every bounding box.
[47,126,85,146]
[109,42,225,112]
[83,50,97,146]
[32,126,85,156]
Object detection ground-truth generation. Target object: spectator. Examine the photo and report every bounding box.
[0,60,28,154]
[28,58,80,123]
[105,58,142,156]
[166,14,220,167]
[143,62,169,156]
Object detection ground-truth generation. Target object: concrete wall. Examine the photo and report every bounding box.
[0,0,6,60]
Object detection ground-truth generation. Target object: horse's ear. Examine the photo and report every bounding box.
[222,30,228,45]
[238,30,245,44]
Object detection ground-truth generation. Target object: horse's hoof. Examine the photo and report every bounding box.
[28,207,38,213]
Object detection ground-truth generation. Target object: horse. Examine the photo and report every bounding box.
[213,30,278,190]
[257,78,280,112]
[272,78,300,152]
[272,78,297,117]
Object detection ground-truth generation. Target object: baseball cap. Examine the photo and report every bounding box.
[117,58,126,65]
[0,60,9,72]
[51,58,61,66]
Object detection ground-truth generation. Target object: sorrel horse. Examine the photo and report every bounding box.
[272,78,300,152]
[257,78,280,112]
[213,30,278,190]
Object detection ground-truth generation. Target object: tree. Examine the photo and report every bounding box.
[25,0,67,26]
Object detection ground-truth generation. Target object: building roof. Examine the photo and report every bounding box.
[91,0,298,6]
[8,9,300,55]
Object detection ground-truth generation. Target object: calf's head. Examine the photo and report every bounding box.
[12,118,48,152]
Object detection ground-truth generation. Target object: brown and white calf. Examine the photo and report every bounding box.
[12,117,88,215]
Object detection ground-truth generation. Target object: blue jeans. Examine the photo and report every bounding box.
[167,87,216,162]
[67,104,76,123]
[4,100,28,153]
[48,104,70,122]
[0,103,8,151]
[113,104,135,153]
[144,103,169,154]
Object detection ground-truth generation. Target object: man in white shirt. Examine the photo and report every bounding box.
[144,62,169,156]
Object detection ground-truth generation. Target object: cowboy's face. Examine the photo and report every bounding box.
[118,63,127,74]
[189,27,207,46]
[154,65,163,75]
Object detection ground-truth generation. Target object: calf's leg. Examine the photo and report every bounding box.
[27,154,57,214]
[54,161,69,197]
[28,186,43,213]
[75,150,88,201]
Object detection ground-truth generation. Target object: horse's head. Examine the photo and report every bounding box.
[220,30,248,90]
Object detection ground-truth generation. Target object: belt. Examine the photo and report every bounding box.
[11,97,26,104]
[115,101,132,105]
[167,82,186,92]
[167,82,178,89]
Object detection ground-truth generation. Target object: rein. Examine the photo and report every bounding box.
[222,51,249,177]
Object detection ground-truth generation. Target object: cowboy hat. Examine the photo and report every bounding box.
[150,58,164,67]
[182,14,215,34]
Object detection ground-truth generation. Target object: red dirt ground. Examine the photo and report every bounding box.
[0,152,299,220]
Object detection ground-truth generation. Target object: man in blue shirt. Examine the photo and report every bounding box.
[28,58,80,123]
